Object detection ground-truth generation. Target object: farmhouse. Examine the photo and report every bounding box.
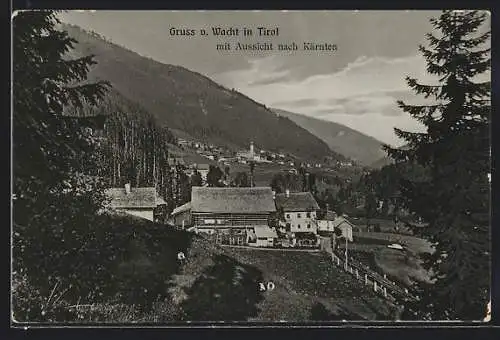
[275,190,320,247]
[189,186,277,245]
[105,183,167,222]
[317,211,354,242]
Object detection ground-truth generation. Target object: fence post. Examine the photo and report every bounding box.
[365,274,368,285]
[384,287,387,297]
[337,256,340,266]
[405,288,409,295]
[383,274,387,280]
[355,269,359,279]
[373,281,378,292]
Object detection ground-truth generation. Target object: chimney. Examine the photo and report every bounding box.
[285,189,290,198]
[250,141,254,156]
[125,183,131,194]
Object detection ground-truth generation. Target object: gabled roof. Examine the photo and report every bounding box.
[331,216,354,228]
[254,227,278,238]
[275,192,320,212]
[105,187,166,209]
[172,201,192,216]
[191,187,276,214]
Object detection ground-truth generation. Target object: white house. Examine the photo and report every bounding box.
[275,190,320,247]
[105,183,166,222]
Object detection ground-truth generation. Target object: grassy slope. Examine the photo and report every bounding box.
[345,230,433,287]
[221,247,395,320]
[30,212,395,322]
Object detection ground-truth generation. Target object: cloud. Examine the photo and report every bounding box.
[273,98,321,108]
[212,54,435,145]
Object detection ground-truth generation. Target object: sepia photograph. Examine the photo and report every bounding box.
[11,9,491,325]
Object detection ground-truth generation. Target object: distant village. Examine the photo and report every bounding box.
[176,137,355,170]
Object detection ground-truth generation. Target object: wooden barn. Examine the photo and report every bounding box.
[187,186,277,245]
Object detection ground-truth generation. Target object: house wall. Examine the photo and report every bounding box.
[118,208,154,222]
[172,210,192,228]
[317,220,353,241]
[282,210,317,233]
[317,220,334,232]
[339,222,353,242]
[192,212,270,229]
[198,170,209,183]
[256,238,274,247]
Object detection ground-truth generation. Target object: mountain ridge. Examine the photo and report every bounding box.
[62,23,344,162]
[272,109,388,166]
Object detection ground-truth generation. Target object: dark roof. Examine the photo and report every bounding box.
[191,187,276,214]
[275,192,320,212]
[105,187,166,209]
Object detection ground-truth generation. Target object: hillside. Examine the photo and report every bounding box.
[369,155,394,169]
[62,24,341,162]
[273,109,387,165]
[13,212,397,322]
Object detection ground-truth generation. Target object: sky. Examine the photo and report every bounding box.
[59,10,490,146]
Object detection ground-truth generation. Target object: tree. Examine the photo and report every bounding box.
[384,10,491,320]
[364,192,378,228]
[207,165,224,187]
[249,161,255,187]
[231,172,250,187]
[190,170,203,187]
[13,10,110,319]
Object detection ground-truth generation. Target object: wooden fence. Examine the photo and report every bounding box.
[330,251,418,303]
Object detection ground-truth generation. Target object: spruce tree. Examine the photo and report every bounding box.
[384,10,490,320]
[13,10,110,319]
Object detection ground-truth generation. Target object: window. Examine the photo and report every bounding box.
[286,223,291,231]
[297,224,301,229]
[307,224,311,229]
[306,212,311,218]
[286,214,290,219]
[297,213,301,218]
[204,219,215,224]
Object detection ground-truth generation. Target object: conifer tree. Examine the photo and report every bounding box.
[384,10,490,320]
[13,10,110,318]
